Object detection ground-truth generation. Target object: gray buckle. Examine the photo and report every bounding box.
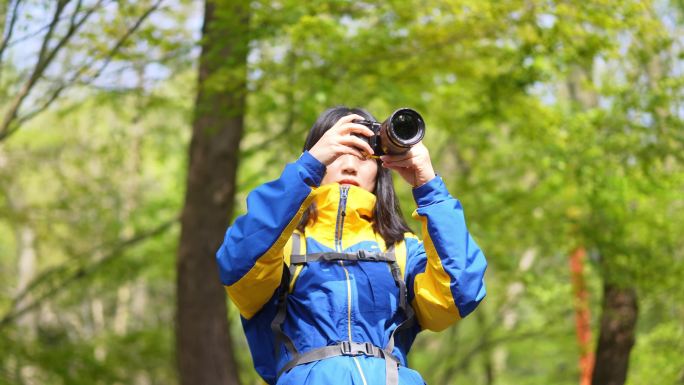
[357,249,379,261]
[340,341,353,355]
[340,341,376,357]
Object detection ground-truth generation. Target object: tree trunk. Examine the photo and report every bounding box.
[176,1,249,384]
[565,65,639,385]
[570,247,594,385]
[591,284,638,385]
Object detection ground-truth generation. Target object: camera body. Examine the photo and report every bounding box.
[354,108,425,156]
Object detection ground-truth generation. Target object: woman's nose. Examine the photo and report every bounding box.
[339,154,358,174]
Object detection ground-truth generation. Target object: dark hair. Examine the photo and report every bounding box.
[297,106,413,248]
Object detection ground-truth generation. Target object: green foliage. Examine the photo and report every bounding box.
[238,1,684,384]
[0,7,195,375]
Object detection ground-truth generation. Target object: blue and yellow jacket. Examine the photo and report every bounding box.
[216,152,487,385]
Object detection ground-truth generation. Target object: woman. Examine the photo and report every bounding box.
[216,107,487,385]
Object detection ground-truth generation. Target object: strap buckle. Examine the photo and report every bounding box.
[357,249,379,261]
[340,341,353,355]
[340,341,376,357]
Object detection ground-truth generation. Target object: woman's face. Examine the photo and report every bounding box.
[321,153,378,192]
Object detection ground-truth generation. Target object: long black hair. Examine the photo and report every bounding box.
[296,106,413,248]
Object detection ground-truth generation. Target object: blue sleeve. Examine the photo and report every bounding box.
[405,175,487,331]
[216,151,325,319]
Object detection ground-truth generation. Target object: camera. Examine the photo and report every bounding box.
[354,108,425,156]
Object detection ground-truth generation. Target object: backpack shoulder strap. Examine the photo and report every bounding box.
[283,231,306,292]
[276,236,410,385]
[283,231,300,266]
[383,236,415,355]
[272,231,306,362]
[392,237,408,282]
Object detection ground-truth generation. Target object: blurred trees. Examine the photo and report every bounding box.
[0,0,195,384]
[0,1,682,385]
[234,1,684,384]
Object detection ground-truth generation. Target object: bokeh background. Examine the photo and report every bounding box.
[0,1,682,384]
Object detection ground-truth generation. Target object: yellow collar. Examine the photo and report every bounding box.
[305,183,381,250]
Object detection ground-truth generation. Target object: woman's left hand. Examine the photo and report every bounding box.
[380,142,436,188]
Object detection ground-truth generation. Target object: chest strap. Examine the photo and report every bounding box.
[271,233,415,385]
[277,341,399,382]
[290,250,397,264]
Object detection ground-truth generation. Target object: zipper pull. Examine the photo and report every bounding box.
[340,186,349,216]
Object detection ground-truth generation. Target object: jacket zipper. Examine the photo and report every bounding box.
[335,186,368,385]
[335,185,351,340]
[335,185,348,253]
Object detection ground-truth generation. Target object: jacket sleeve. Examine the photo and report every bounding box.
[405,175,487,332]
[216,151,325,320]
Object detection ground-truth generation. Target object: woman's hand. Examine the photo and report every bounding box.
[380,142,436,188]
[308,114,376,166]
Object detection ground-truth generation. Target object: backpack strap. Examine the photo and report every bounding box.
[273,236,412,385]
[384,242,415,354]
[277,341,400,380]
[290,249,396,264]
[270,232,303,363]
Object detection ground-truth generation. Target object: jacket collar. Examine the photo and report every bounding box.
[306,183,378,249]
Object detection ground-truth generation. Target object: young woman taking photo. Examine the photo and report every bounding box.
[216,106,487,385]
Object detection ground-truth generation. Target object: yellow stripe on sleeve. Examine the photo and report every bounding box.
[411,217,462,331]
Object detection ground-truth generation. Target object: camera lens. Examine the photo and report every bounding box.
[378,108,425,155]
[392,113,419,140]
[389,109,424,145]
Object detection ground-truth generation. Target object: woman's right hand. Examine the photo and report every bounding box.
[308,114,376,166]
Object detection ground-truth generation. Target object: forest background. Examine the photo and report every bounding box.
[0,1,683,385]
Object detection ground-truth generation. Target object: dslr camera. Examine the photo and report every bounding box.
[354,108,425,156]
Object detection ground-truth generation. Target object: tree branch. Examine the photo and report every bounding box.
[1,0,164,140]
[0,217,178,329]
[451,327,572,375]
[85,0,164,82]
[0,0,22,67]
[69,0,84,29]
[0,0,104,141]
[35,0,69,70]
[4,11,77,50]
